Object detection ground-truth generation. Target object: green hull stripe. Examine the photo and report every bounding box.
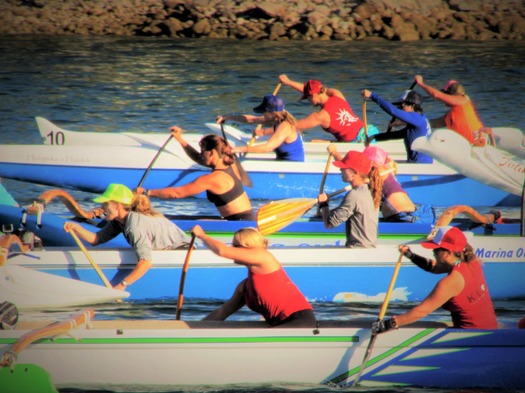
[0,335,358,345]
[327,328,436,385]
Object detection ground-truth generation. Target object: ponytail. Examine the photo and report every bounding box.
[131,193,163,217]
[368,166,383,210]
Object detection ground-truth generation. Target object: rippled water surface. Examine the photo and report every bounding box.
[1,35,525,393]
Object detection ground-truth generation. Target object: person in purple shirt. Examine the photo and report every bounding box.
[362,89,433,164]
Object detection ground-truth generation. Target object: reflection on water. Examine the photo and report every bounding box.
[1,35,524,393]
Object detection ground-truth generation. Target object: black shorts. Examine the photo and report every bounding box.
[273,309,317,328]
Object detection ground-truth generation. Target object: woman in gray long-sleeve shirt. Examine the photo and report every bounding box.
[64,183,191,291]
[318,151,381,248]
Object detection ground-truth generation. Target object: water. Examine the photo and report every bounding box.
[1,35,525,392]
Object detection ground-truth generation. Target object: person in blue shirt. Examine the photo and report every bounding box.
[362,89,433,164]
[217,94,305,162]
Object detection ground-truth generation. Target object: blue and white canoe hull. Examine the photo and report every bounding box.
[0,144,520,206]
[1,316,524,390]
[6,235,525,303]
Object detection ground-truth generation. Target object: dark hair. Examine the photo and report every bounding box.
[199,134,235,166]
[455,243,476,263]
[400,101,423,114]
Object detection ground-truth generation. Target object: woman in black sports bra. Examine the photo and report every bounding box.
[136,126,254,221]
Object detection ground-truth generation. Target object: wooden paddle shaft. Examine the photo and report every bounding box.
[176,234,196,320]
[362,99,368,139]
[378,252,403,319]
[137,135,173,188]
[68,229,112,289]
[316,152,334,216]
[353,252,403,386]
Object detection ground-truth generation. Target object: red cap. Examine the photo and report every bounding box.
[421,226,467,253]
[301,79,323,99]
[333,151,372,175]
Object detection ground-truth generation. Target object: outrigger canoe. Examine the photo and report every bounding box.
[413,128,525,197]
[0,142,520,206]
[4,231,524,306]
[1,310,524,391]
[1,190,518,250]
[37,116,525,160]
[36,116,409,160]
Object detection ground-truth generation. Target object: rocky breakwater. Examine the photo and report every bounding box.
[1,0,524,40]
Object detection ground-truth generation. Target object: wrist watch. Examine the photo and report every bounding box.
[121,279,129,287]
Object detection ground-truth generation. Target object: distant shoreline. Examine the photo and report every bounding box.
[1,0,524,41]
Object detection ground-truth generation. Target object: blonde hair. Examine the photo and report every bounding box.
[130,193,163,217]
[232,227,268,249]
[272,110,298,127]
[447,82,465,96]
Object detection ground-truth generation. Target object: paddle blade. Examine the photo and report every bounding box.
[257,185,351,235]
[0,363,58,393]
[257,197,317,235]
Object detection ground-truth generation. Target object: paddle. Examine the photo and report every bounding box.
[257,185,352,235]
[220,122,253,188]
[353,252,403,386]
[0,363,58,393]
[176,234,196,320]
[244,82,283,155]
[67,228,113,289]
[315,150,334,217]
[362,99,368,140]
[137,134,173,189]
[386,81,417,132]
[521,176,525,237]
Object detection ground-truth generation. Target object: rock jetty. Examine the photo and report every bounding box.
[1,0,524,40]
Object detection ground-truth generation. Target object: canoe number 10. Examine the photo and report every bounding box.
[45,131,65,145]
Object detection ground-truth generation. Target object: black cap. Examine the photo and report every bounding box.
[392,90,423,107]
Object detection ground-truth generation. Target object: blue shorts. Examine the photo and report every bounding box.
[354,124,380,143]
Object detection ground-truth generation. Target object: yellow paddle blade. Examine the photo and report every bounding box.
[257,197,317,235]
[257,186,352,236]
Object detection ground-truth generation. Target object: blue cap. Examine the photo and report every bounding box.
[253,94,285,113]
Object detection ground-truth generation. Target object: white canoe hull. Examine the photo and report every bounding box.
[1,317,524,390]
[413,129,525,196]
[37,116,409,160]
[0,265,129,310]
